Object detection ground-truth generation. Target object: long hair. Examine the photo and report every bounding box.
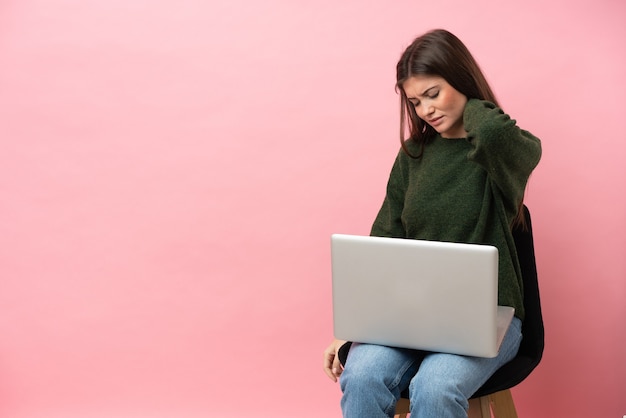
[396,29,527,227]
[396,29,498,159]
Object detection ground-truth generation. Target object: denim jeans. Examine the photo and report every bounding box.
[339,317,522,418]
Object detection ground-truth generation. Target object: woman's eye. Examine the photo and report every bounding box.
[428,91,439,99]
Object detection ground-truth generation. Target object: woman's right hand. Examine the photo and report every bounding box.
[323,339,348,382]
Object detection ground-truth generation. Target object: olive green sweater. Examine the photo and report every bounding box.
[371,99,542,320]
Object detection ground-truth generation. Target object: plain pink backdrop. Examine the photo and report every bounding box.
[1,0,625,417]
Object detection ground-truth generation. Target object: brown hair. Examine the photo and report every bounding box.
[396,29,498,158]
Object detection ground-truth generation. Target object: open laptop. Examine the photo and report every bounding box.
[331,234,515,358]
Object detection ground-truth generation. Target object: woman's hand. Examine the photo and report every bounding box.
[323,339,348,382]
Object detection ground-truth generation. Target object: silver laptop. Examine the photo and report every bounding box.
[331,234,515,358]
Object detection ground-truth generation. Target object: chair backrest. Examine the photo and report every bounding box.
[514,206,544,365]
[472,205,544,397]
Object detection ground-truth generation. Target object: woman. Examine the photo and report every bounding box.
[323,29,541,417]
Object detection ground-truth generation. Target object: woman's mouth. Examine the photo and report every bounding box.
[428,116,444,127]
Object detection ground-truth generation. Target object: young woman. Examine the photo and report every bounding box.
[323,29,542,417]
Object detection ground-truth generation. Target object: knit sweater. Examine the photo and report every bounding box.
[370,98,542,320]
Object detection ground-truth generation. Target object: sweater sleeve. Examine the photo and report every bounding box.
[463,99,542,215]
[370,150,408,238]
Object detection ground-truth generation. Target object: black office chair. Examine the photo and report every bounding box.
[339,206,544,418]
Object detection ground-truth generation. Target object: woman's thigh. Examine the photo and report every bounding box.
[410,317,523,399]
[341,343,424,393]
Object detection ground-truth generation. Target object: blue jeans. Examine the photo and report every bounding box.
[339,317,522,418]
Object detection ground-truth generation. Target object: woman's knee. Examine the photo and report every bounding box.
[340,344,417,393]
[409,370,468,413]
[340,350,391,392]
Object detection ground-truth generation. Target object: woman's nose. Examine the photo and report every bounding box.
[421,103,435,117]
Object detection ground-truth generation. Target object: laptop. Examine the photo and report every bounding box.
[331,234,515,358]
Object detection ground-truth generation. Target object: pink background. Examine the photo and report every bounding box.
[1,0,624,417]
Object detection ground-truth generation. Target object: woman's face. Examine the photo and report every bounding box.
[403,75,468,139]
